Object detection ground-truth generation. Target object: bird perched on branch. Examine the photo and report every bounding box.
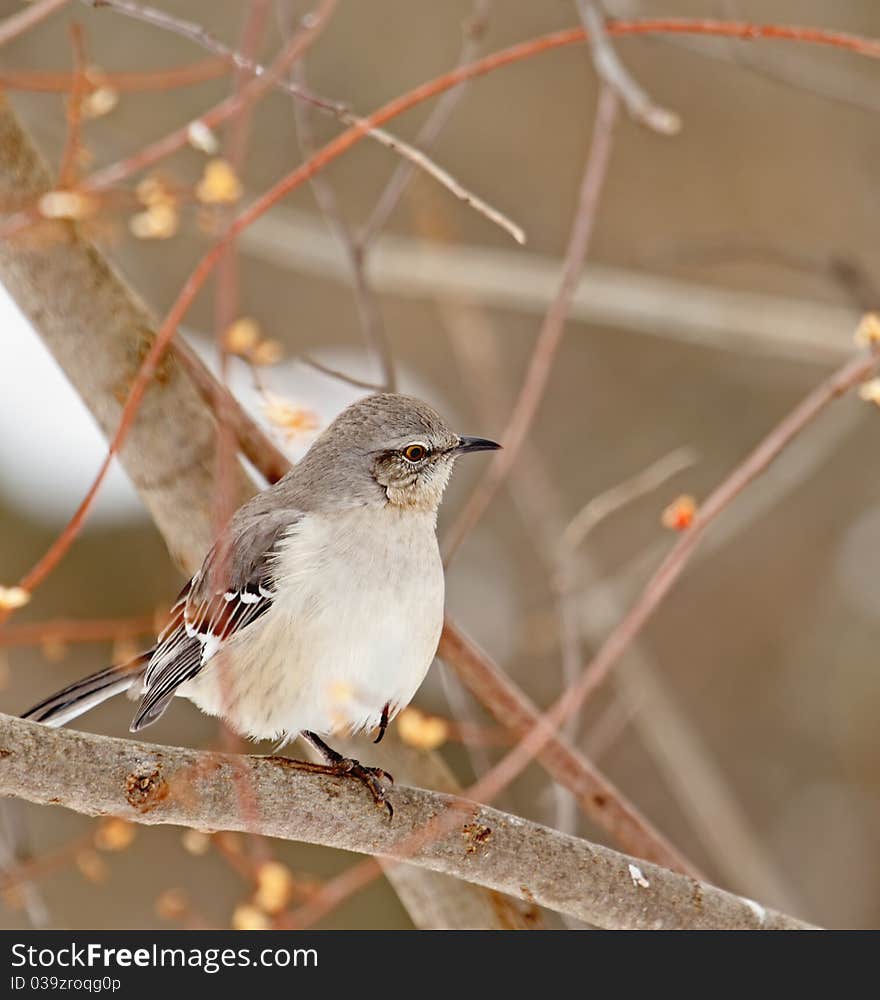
[22,393,500,816]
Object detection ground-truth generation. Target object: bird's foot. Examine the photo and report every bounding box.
[328,757,395,818]
[264,739,395,818]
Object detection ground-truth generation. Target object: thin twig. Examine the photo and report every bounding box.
[56,24,88,189]
[443,83,620,562]
[296,354,387,393]
[560,446,698,554]
[456,343,880,810]
[0,58,227,93]
[3,18,880,243]
[438,618,698,875]
[576,1,680,134]
[0,0,71,49]
[85,0,524,245]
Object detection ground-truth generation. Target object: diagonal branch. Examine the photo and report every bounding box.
[0,715,814,930]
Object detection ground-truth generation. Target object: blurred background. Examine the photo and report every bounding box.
[1,0,880,929]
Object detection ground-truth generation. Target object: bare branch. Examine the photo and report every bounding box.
[0,715,814,929]
[85,0,524,244]
[576,1,680,134]
[242,206,859,363]
[0,0,71,49]
[560,446,698,553]
[452,343,880,813]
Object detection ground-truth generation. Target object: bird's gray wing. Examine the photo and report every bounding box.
[131,506,298,731]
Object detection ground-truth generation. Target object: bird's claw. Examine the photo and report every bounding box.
[335,758,395,818]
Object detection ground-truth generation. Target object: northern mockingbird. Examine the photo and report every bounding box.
[22,393,499,815]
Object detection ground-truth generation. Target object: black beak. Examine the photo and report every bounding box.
[456,435,502,454]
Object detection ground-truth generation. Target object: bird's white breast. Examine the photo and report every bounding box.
[180,506,445,741]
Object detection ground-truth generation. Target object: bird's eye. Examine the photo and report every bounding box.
[403,443,427,463]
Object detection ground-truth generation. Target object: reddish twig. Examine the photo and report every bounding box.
[437,618,698,873]
[3,16,878,243]
[56,24,88,190]
[88,0,523,247]
[0,831,93,894]
[462,345,880,808]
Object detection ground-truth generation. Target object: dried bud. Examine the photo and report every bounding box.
[0,586,30,611]
[854,313,880,347]
[232,903,271,931]
[254,861,294,915]
[250,339,284,367]
[129,203,179,240]
[223,317,261,355]
[82,86,118,119]
[135,175,176,208]
[94,818,136,852]
[76,849,109,884]
[398,707,449,751]
[156,888,189,921]
[41,638,68,662]
[181,829,211,856]
[195,159,243,204]
[37,191,95,221]
[261,393,319,440]
[187,121,219,155]
[858,378,880,406]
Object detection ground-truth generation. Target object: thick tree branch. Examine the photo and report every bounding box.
[0,715,813,930]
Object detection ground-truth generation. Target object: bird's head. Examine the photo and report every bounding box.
[299,393,500,513]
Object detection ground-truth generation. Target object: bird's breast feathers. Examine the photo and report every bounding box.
[182,507,444,740]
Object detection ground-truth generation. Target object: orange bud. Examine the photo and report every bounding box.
[661,494,697,532]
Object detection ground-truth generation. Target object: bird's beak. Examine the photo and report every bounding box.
[455,435,502,454]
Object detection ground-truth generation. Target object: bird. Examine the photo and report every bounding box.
[21,392,500,816]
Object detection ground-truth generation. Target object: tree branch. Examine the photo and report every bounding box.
[576,1,680,134]
[0,715,813,930]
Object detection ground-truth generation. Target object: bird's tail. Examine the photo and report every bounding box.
[21,652,151,729]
